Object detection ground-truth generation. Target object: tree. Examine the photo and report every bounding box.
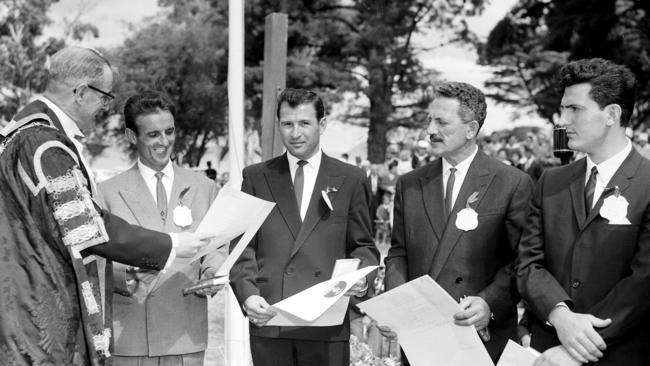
[0,0,64,124]
[111,0,229,166]
[244,0,485,163]
[483,0,650,127]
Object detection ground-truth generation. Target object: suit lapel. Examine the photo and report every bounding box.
[430,151,495,279]
[264,155,302,239]
[583,149,639,229]
[118,166,164,232]
[290,155,345,258]
[568,159,587,229]
[420,159,446,242]
[163,165,196,232]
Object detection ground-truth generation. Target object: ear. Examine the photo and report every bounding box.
[605,104,622,126]
[318,116,328,134]
[73,84,87,104]
[465,120,480,139]
[125,128,138,145]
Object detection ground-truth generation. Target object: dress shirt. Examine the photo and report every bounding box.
[585,139,632,208]
[137,159,174,205]
[287,149,322,220]
[442,145,479,210]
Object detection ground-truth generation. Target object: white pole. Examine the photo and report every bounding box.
[226,0,250,365]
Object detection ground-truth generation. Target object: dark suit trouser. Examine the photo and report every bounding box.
[250,336,349,366]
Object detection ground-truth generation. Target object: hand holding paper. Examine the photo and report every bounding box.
[175,232,215,258]
[245,295,277,327]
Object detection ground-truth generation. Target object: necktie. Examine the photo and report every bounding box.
[155,171,168,221]
[294,160,308,214]
[584,166,598,214]
[445,167,457,218]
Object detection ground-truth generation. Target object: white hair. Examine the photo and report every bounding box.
[47,46,113,87]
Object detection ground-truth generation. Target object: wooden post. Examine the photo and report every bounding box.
[261,13,288,160]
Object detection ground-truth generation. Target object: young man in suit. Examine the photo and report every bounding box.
[0,47,208,365]
[382,81,534,363]
[98,91,227,365]
[518,59,650,366]
[229,88,379,366]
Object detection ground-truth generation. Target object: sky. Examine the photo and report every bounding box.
[44,0,549,158]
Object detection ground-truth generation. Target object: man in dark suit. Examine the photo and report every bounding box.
[229,88,378,366]
[382,81,533,363]
[0,47,208,365]
[518,59,650,366]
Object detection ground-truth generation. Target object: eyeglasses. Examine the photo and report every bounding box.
[74,84,115,106]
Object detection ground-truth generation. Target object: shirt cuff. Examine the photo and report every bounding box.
[162,233,179,271]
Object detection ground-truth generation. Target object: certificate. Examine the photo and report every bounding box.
[358,275,494,366]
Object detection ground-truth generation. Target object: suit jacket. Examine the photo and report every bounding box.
[0,100,172,366]
[229,153,379,341]
[517,149,650,366]
[98,164,225,356]
[385,150,533,361]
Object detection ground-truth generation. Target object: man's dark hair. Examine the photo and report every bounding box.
[559,58,637,126]
[435,82,487,129]
[123,90,176,134]
[276,88,325,121]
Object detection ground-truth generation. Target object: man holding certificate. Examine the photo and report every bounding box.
[229,88,378,366]
[383,82,533,363]
[99,90,226,365]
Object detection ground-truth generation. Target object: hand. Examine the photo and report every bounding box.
[175,232,215,258]
[344,277,368,297]
[376,324,397,339]
[244,295,277,327]
[533,345,582,366]
[194,283,224,297]
[454,296,491,330]
[521,333,532,348]
[548,306,611,363]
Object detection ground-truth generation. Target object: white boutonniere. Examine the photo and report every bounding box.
[455,191,479,231]
[600,186,631,225]
[173,187,193,228]
[321,186,338,211]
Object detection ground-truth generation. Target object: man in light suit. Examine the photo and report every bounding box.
[382,81,534,363]
[99,91,227,366]
[518,59,650,366]
[229,88,379,366]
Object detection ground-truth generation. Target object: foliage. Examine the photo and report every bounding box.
[243,0,486,162]
[0,0,64,123]
[482,0,650,127]
[111,0,229,166]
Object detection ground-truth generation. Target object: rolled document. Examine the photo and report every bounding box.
[182,275,229,295]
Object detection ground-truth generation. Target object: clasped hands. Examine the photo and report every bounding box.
[244,277,368,327]
[533,306,611,366]
[377,295,491,339]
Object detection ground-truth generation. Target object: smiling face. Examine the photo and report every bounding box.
[558,83,610,155]
[277,102,326,160]
[130,109,176,171]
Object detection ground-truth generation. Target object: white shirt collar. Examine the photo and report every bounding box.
[38,96,84,140]
[442,145,479,176]
[137,159,174,182]
[287,149,323,173]
[585,139,632,186]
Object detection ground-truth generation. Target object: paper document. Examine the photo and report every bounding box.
[159,186,274,289]
[496,340,540,366]
[266,265,378,326]
[358,275,494,366]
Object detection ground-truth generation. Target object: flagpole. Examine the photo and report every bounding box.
[226,0,250,365]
